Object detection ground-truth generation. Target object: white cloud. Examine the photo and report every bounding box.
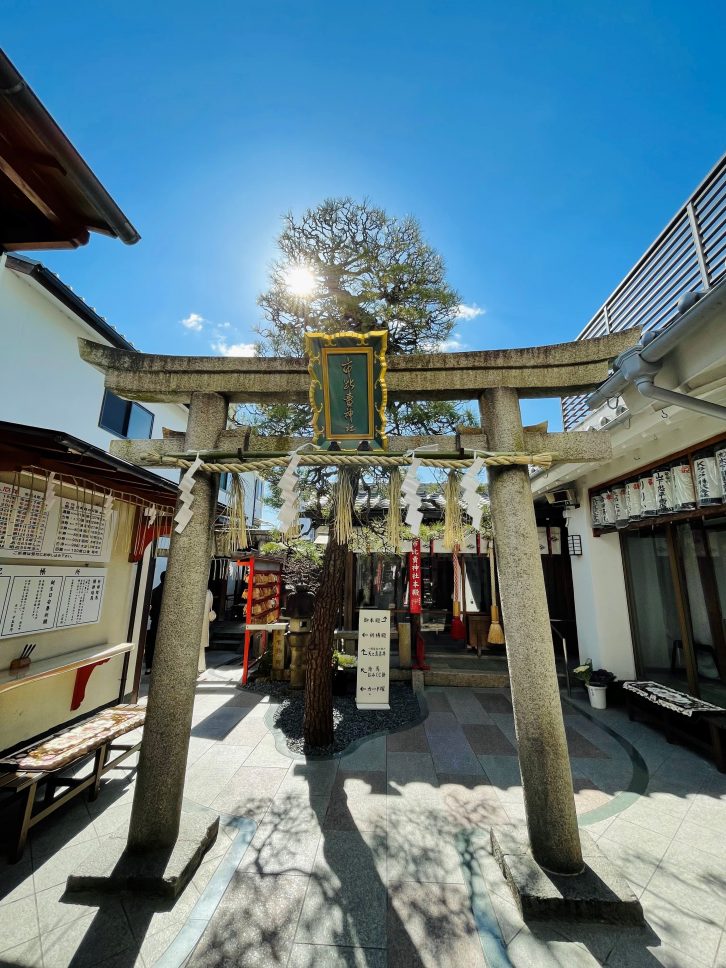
[438,336,466,352]
[211,338,256,357]
[454,303,485,321]
[180,312,205,331]
[419,333,467,353]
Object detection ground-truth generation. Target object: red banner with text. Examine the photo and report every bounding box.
[409,538,422,614]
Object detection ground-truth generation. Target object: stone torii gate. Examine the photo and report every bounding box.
[69,331,643,918]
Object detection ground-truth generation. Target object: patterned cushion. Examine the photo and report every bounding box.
[15,705,145,771]
[624,681,725,718]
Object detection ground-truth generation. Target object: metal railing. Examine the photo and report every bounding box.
[562,153,726,430]
[550,620,571,697]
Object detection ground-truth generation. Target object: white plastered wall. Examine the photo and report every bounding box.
[0,267,187,454]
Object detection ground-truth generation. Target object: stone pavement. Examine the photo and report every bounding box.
[1,657,726,967]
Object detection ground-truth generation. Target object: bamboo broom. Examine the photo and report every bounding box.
[487,541,505,645]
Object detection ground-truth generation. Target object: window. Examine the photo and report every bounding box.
[99,390,154,439]
[219,473,231,492]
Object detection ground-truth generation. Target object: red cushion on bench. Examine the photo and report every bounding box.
[14,705,146,772]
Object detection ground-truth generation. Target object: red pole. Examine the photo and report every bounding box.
[242,557,254,684]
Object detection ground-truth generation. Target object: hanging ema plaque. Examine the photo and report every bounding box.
[304,330,388,450]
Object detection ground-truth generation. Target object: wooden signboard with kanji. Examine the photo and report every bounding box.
[304,330,388,450]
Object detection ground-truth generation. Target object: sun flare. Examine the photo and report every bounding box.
[284,264,317,298]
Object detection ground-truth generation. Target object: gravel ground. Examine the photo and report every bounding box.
[240,680,423,756]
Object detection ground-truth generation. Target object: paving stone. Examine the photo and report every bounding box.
[565,726,609,758]
[219,717,271,746]
[600,818,673,864]
[684,792,726,833]
[444,689,493,723]
[297,832,387,947]
[462,723,517,755]
[651,840,726,923]
[40,903,137,968]
[0,936,45,968]
[339,735,386,773]
[288,943,386,967]
[191,872,308,967]
[387,752,440,800]
[425,691,453,712]
[191,705,250,738]
[211,766,288,819]
[275,760,339,798]
[243,734,295,769]
[614,801,685,840]
[32,838,103,894]
[423,711,459,733]
[507,928,599,967]
[386,723,430,753]
[572,778,611,813]
[387,805,464,885]
[474,692,513,713]
[388,880,486,967]
[325,772,388,832]
[121,878,201,942]
[238,822,321,876]
[0,894,39,953]
[184,745,254,806]
[426,724,483,775]
[639,888,724,967]
[264,795,330,832]
[674,816,726,861]
[437,773,509,829]
[478,754,522,796]
[0,854,34,906]
[30,800,98,862]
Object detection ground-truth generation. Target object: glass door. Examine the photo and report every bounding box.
[622,528,684,688]
[623,522,726,704]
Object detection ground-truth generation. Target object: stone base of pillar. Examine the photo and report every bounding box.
[66,810,219,899]
[491,826,644,924]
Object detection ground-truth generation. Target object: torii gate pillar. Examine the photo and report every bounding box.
[481,388,582,874]
[127,391,228,852]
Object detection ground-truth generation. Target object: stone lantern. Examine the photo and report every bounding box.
[286,583,315,689]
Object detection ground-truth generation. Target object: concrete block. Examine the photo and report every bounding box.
[66,810,219,898]
[490,825,644,924]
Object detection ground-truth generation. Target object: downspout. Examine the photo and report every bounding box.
[588,284,726,418]
[616,346,726,421]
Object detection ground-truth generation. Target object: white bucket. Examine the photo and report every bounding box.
[587,684,608,709]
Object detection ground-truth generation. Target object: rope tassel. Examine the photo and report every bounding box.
[332,470,354,545]
[385,470,402,552]
[443,470,465,551]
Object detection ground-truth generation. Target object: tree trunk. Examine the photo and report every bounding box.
[303,533,347,746]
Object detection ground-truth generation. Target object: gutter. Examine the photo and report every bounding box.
[588,280,726,419]
[0,51,140,245]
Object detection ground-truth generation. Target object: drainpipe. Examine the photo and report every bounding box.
[616,346,726,421]
[588,283,726,417]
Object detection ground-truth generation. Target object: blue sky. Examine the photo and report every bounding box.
[5,1,725,429]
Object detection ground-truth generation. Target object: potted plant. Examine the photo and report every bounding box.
[573,659,616,709]
[332,650,357,696]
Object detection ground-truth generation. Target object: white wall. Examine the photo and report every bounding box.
[0,267,187,451]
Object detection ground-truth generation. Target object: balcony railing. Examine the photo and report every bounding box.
[562,153,726,430]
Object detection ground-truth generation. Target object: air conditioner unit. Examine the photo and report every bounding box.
[545,488,578,507]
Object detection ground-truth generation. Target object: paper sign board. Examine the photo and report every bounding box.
[356,608,390,710]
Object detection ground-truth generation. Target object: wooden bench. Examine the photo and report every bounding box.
[624,680,726,772]
[0,703,145,862]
